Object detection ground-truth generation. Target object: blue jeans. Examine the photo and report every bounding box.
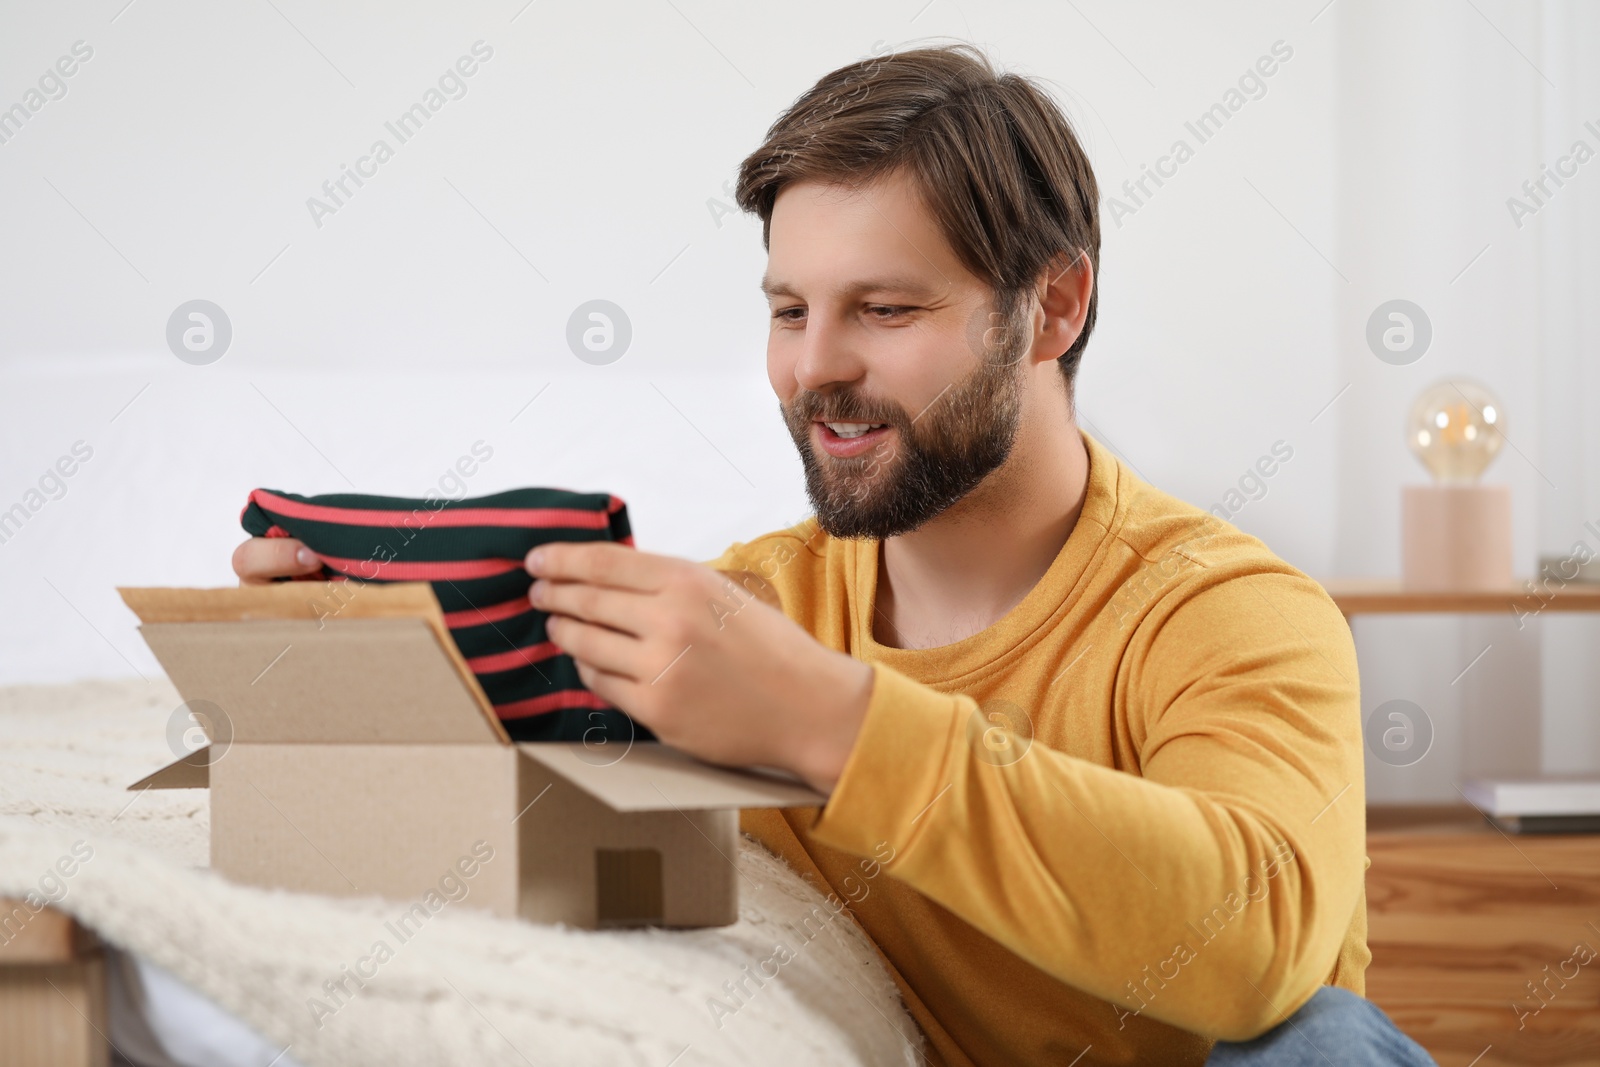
[1207,987,1436,1066]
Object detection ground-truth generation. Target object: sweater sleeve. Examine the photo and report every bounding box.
[806,569,1365,1041]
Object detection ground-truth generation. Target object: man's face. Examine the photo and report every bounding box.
[763,168,1033,540]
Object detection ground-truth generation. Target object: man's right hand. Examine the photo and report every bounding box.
[231,537,323,586]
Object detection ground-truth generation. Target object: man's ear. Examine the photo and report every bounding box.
[1037,249,1092,357]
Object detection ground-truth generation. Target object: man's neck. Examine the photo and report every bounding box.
[872,416,1091,651]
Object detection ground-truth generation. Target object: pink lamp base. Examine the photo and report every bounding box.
[1401,484,1513,592]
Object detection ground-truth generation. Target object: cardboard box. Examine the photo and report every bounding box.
[118,581,824,929]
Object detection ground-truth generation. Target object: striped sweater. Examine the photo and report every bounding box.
[240,486,650,743]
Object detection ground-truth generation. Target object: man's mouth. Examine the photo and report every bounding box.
[814,419,893,458]
[818,420,889,440]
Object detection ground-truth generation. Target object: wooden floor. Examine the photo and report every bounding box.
[1366,806,1600,1066]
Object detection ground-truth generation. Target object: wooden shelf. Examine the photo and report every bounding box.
[1317,578,1600,617]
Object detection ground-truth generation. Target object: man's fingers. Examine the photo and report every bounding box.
[547,616,645,681]
[525,540,667,591]
[232,536,321,586]
[532,580,654,639]
[572,659,640,719]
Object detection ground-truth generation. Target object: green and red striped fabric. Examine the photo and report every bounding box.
[240,486,649,744]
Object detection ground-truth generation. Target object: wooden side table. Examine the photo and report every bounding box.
[0,900,107,1067]
[1366,807,1600,1066]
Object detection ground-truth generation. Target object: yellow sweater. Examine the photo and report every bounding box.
[703,430,1368,1067]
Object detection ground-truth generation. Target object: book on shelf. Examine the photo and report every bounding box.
[1462,776,1600,834]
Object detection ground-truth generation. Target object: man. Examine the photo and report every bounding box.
[237,42,1434,1067]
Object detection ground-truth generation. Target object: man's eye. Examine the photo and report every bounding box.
[868,306,909,319]
[773,307,805,322]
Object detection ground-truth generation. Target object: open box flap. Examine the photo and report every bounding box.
[120,581,450,627]
[135,617,502,744]
[129,745,213,790]
[518,742,827,812]
[118,583,509,746]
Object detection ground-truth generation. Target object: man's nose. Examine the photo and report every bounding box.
[793,313,866,394]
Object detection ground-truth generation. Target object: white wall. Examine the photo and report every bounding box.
[2,0,1594,800]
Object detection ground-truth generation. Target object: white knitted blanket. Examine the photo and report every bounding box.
[0,677,923,1067]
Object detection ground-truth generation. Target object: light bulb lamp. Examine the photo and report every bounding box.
[1400,379,1513,591]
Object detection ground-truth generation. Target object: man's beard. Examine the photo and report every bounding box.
[780,302,1031,540]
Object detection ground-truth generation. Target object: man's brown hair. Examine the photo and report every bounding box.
[735,42,1102,390]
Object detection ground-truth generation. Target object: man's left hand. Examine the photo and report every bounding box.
[525,542,874,793]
